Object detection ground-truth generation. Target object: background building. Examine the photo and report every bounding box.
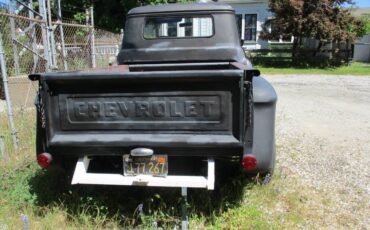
[220,0,294,49]
[351,7,370,62]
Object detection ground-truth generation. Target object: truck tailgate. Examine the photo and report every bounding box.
[36,69,246,156]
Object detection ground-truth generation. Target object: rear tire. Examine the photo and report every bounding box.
[214,159,244,189]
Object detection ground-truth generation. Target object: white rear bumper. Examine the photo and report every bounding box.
[71,156,215,190]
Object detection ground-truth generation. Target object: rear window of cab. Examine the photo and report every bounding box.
[144,16,214,39]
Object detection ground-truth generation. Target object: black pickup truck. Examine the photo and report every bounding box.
[29,2,277,190]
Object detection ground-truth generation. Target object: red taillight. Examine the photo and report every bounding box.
[242,155,257,171]
[37,153,52,168]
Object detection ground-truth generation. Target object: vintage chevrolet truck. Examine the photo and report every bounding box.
[29,2,277,190]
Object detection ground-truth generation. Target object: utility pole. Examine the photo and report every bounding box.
[0,31,18,150]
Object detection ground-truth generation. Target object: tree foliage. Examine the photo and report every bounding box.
[59,0,194,32]
[360,14,370,35]
[260,0,366,58]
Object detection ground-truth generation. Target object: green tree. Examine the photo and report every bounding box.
[359,14,370,34]
[260,0,366,60]
[60,0,194,32]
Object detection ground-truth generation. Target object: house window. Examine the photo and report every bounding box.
[245,14,257,42]
[235,14,242,38]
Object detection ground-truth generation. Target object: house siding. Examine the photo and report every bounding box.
[354,34,370,62]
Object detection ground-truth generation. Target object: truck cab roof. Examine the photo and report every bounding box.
[127,2,234,15]
[118,2,250,67]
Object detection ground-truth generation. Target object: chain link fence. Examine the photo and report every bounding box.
[0,11,121,108]
[0,3,121,151]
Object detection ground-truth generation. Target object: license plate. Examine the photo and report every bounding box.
[123,154,168,177]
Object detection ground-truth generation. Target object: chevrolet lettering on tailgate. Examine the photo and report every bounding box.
[71,97,219,120]
[60,92,232,131]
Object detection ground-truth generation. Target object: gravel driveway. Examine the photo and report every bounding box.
[265,74,370,229]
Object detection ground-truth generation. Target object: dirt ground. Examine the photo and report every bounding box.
[265,74,370,229]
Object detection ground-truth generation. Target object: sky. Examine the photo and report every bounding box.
[353,0,370,8]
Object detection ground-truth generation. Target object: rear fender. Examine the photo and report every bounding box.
[251,76,277,173]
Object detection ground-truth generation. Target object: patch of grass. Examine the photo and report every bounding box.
[0,158,261,228]
[0,111,331,229]
[256,62,370,75]
[210,205,270,229]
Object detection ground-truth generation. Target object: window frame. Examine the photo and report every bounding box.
[235,14,242,39]
[244,13,257,42]
[243,13,258,43]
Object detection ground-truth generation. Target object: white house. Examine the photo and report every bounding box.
[351,7,370,62]
[220,0,293,50]
[223,1,369,62]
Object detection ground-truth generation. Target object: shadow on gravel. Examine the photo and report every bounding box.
[28,161,253,227]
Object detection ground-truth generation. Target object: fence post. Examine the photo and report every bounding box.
[0,31,18,150]
[46,0,57,69]
[9,16,20,75]
[90,6,96,68]
[57,0,68,70]
[38,0,51,71]
[28,0,40,73]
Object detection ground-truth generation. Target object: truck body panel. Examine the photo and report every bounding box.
[29,3,277,189]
